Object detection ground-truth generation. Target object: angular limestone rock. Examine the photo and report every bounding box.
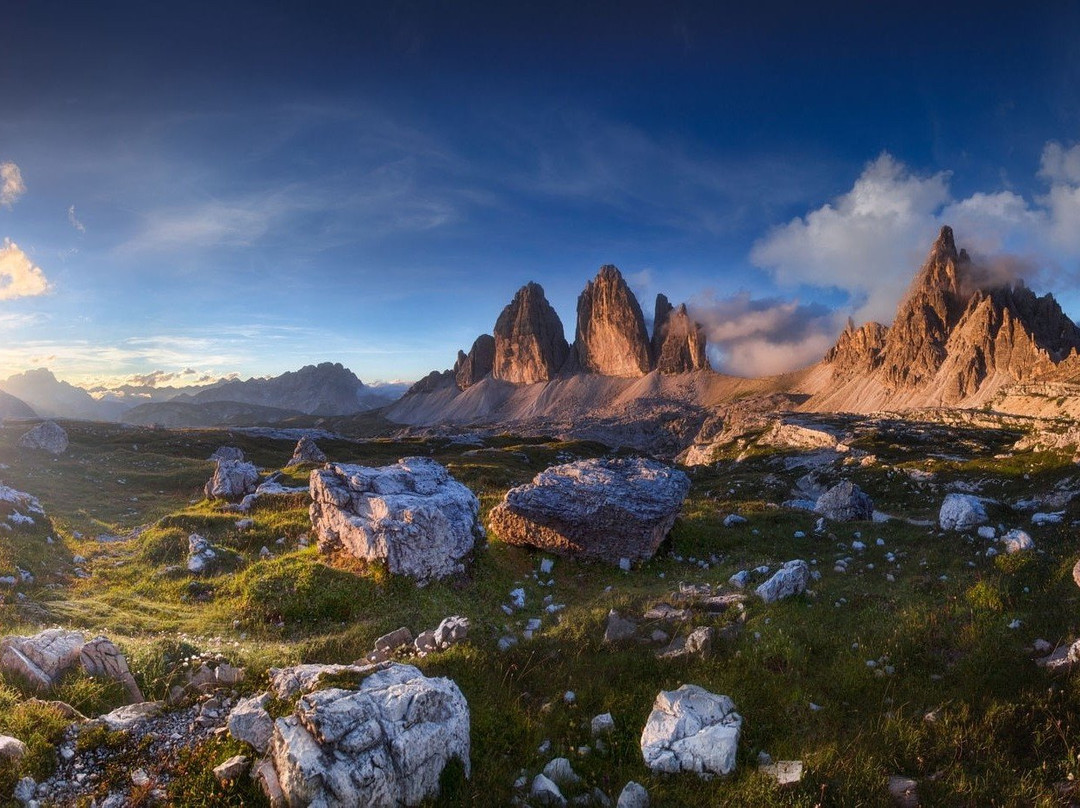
[18,421,68,454]
[309,458,482,582]
[640,684,742,777]
[286,435,327,467]
[204,459,260,500]
[267,663,470,807]
[939,493,989,532]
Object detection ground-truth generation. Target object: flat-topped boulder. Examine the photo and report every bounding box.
[309,457,482,582]
[488,458,691,564]
[264,663,470,807]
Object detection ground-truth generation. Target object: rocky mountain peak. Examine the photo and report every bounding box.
[878,226,971,389]
[453,334,495,390]
[824,319,889,381]
[652,294,710,374]
[574,265,652,377]
[492,283,570,384]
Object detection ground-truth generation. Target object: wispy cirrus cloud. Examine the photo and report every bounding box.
[0,162,26,208]
[67,205,86,233]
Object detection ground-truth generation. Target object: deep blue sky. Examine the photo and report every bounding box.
[1,1,1078,384]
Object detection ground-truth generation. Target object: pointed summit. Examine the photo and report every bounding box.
[878,226,970,388]
[574,265,652,377]
[492,283,570,384]
[453,334,495,390]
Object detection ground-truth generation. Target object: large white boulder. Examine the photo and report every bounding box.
[640,684,742,777]
[488,458,691,564]
[755,560,810,603]
[267,663,470,807]
[939,493,988,531]
[18,421,68,454]
[0,629,85,690]
[309,458,482,582]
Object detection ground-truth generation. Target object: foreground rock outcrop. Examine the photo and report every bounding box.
[575,265,652,377]
[0,629,143,702]
[640,684,742,777]
[309,457,482,582]
[262,663,470,807]
[492,282,570,384]
[488,458,690,564]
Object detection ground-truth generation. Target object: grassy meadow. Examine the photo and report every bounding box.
[1,417,1080,806]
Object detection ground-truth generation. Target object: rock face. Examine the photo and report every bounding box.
[939,493,989,531]
[286,435,327,467]
[204,459,260,500]
[309,458,482,582]
[18,421,68,454]
[574,265,652,377]
[652,294,709,374]
[824,226,1080,404]
[266,663,470,807]
[815,481,874,521]
[0,629,141,700]
[823,320,888,381]
[492,283,570,384]
[640,684,742,777]
[453,334,496,390]
[488,458,691,564]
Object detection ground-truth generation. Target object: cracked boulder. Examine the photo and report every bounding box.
[309,458,482,583]
[640,684,742,777]
[265,662,470,807]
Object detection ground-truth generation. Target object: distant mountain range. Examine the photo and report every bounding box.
[390,227,1080,450]
[0,362,407,426]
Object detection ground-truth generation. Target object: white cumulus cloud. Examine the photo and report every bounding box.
[688,291,844,377]
[750,144,1080,325]
[0,240,52,300]
[0,162,26,208]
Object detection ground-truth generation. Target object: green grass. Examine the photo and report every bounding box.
[3,418,1080,804]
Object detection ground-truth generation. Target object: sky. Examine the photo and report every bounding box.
[1,0,1079,386]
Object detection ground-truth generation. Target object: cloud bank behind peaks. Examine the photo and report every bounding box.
[0,240,51,300]
[688,291,843,377]
[0,162,26,208]
[749,144,1080,325]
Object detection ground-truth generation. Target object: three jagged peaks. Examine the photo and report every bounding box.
[434,265,710,393]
